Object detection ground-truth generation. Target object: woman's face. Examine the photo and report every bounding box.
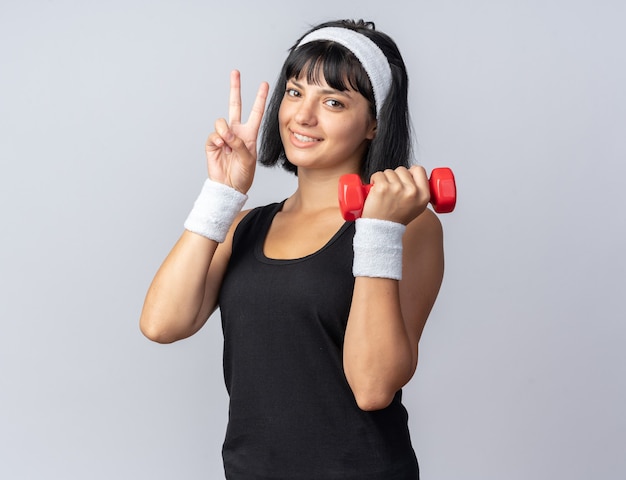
[278,73,377,174]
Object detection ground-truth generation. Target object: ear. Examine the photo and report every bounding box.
[365,120,377,140]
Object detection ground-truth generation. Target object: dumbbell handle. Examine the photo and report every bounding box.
[338,167,456,221]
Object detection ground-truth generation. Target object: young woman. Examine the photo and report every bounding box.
[140,19,444,480]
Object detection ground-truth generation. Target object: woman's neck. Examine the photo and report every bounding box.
[284,167,358,214]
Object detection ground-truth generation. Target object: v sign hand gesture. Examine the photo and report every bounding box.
[206,70,269,194]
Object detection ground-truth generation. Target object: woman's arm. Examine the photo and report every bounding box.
[139,70,268,343]
[343,167,445,411]
[139,213,245,344]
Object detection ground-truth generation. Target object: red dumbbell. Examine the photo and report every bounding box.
[338,167,456,221]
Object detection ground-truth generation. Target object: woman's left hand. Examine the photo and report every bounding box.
[361,166,431,225]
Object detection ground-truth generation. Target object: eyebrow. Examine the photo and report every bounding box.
[289,79,352,98]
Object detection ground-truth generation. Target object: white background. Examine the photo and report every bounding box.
[1,0,624,478]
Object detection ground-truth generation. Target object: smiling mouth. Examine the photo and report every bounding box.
[292,131,322,143]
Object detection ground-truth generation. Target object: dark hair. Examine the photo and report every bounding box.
[258,19,412,182]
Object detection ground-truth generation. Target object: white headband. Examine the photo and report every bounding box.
[296,27,392,118]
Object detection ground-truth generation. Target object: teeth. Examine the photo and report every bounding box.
[293,132,319,142]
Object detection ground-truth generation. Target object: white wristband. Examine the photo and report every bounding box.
[183,178,248,243]
[352,218,406,280]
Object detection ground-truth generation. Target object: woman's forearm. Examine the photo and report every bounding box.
[139,230,220,343]
[343,277,417,411]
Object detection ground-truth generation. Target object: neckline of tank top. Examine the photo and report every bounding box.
[255,200,354,265]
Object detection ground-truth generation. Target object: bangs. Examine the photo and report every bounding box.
[285,42,375,110]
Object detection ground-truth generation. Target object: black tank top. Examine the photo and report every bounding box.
[219,202,419,480]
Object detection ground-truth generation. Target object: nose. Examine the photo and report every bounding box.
[294,98,317,126]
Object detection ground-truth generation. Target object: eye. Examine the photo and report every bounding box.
[324,98,345,109]
[285,88,300,98]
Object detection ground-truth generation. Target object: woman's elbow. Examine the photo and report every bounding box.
[140,322,170,344]
[352,387,395,411]
[139,312,180,344]
[349,365,417,411]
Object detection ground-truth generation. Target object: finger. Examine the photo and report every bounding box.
[245,81,269,131]
[369,169,390,187]
[206,131,225,149]
[395,166,418,188]
[215,117,251,156]
[228,70,242,125]
[407,165,430,203]
[214,118,235,154]
[380,168,403,190]
[407,165,428,189]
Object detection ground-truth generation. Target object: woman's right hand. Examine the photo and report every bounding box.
[206,70,269,194]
